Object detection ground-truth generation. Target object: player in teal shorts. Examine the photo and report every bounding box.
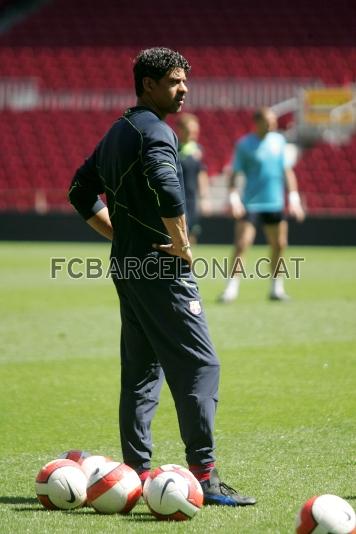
[219,107,305,302]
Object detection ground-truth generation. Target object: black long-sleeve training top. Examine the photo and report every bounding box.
[68,106,186,259]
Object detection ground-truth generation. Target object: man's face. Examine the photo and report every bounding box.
[148,68,188,116]
[186,120,200,141]
[256,110,277,137]
[177,120,199,143]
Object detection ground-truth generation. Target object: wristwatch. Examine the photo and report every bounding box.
[181,243,191,253]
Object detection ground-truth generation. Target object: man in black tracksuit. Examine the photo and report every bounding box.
[68,47,255,506]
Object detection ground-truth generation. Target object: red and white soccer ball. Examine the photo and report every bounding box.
[143,464,204,521]
[58,449,92,465]
[81,455,112,479]
[35,459,87,510]
[86,461,142,514]
[296,494,356,534]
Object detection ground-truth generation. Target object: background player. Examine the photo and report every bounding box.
[176,113,211,243]
[219,107,305,302]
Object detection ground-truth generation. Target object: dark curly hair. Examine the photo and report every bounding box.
[133,47,191,97]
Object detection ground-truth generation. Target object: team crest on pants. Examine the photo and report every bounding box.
[189,300,201,315]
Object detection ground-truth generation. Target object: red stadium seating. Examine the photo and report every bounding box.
[0,0,354,48]
[295,137,356,213]
[0,109,248,210]
[0,0,355,213]
[0,46,354,89]
[0,109,120,211]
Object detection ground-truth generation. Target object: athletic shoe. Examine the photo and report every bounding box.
[200,468,256,506]
[269,292,290,301]
[217,287,238,303]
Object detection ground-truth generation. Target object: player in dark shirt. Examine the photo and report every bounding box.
[176,113,210,243]
[69,47,255,507]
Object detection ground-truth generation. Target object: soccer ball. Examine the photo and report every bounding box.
[86,461,142,514]
[58,449,92,465]
[81,455,111,479]
[296,494,356,534]
[143,464,203,521]
[35,459,87,510]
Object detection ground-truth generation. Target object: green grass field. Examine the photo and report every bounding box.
[1,242,355,533]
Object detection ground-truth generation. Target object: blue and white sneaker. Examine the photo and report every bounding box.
[200,468,256,506]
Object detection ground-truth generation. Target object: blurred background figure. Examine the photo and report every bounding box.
[219,107,305,303]
[175,113,211,244]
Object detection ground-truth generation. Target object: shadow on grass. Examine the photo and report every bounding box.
[0,496,38,505]
[122,512,157,522]
[14,507,47,512]
[74,509,156,521]
[2,497,192,522]
[0,497,156,520]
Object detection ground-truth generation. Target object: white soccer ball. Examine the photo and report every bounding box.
[58,449,92,465]
[143,464,203,521]
[81,455,111,479]
[86,461,142,514]
[296,494,356,534]
[35,459,87,510]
